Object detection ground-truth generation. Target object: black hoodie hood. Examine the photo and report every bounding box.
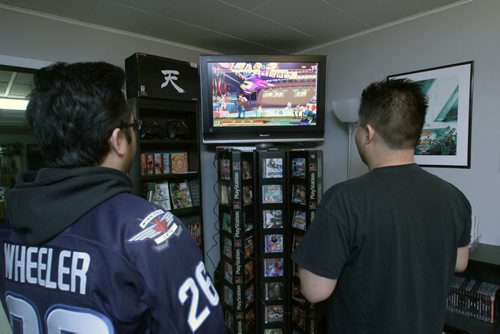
[5,167,132,245]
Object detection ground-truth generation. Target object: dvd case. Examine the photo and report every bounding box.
[264,234,284,253]
[262,184,283,204]
[264,258,284,277]
[169,181,193,209]
[262,158,284,178]
[291,211,306,231]
[264,305,285,324]
[220,158,231,180]
[264,282,284,301]
[263,209,283,229]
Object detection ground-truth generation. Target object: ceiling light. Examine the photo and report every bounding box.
[0,98,29,110]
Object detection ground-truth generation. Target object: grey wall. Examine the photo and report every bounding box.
[0,6,206,65]
[307,0,500,245]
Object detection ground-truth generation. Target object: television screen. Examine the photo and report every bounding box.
[199,55,326,145]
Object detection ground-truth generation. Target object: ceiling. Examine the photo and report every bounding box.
[0,68,34,100]
[0,0,467,55]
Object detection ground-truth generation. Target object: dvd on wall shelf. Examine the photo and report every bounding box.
[169,181,193,210]
[140,151,190,176]
[145,181,172,211]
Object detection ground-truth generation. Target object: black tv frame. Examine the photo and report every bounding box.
[199,54,326,146]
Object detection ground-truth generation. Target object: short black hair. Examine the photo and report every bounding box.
[359,78,428,149]
[26,61,130,167]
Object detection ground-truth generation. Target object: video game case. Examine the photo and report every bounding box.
[262,157,284,178]
[146,181,171,211]
[221,211,232,234]
[264,234,284,254]
[189,179,201,207]
[291,157,306,178]
[220,158,231,180]
[264,304,285,324]
[262,184,283,204]
[142,153,154,175]
[242,159,253,180]
[220,184,231,205]
[243,185,253,206]
[244,235,254,257]
[263,258,284,278]
[169,180,193,209]
[223,236,233,259]
[170,152,189,173]
[183,215,202,245]
[264,282,284,301]
[162,152,171,174]
[292,184,307,205]
[263,209,283,229]
[246,285,255,308]
[140,153,148,175]
[224,284,234,307]
[291,210,306,231]
[154,153,163,175]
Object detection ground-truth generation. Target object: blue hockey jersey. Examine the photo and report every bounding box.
[0,167,224,333]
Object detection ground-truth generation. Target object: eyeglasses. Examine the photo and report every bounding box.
[121,119,142,132]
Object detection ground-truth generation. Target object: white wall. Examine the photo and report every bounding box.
[307,0,500,245]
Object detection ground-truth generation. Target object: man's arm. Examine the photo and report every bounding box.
[455,246,469,272]
[298,267,337,303]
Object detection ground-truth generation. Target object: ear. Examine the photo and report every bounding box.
[365,124,377,145]
[108,128,127,157]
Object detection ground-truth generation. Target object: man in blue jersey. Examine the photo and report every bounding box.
[0,61,224,333]
[292,79,471,334]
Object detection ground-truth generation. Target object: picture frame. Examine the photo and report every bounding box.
[388,61,473,168]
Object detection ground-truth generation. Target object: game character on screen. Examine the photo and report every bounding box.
[237,93,248,118]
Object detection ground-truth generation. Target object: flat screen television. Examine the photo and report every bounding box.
[199,54,326,145]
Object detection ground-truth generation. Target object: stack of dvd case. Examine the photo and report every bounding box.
[288,149,326,334]
[217,148,324,334]
[218,150,257,333]
[447,275,499,323]
[257,150,291,334]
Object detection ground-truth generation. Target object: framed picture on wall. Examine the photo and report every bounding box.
[388,61,473,168]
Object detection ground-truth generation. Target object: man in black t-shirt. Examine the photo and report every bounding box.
[292,79,471,334]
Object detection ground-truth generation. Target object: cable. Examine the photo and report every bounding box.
[205,151,222,277]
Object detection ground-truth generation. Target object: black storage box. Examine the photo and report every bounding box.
[125,53,199,101]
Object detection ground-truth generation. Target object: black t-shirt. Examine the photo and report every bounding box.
[292,164,471,334]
